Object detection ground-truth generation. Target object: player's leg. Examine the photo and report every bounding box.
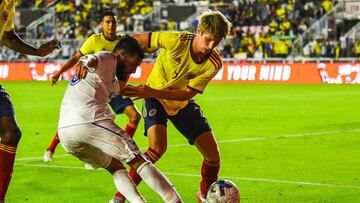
[169,100,219,202]
[58,125,146,203]
[85,119,181,202]
[43,131,60,162]
[109,96,141,138]
[127,154,182,203]
[113,98,168,202]
[123,103,141,138]
[105,157,146,203]
[0,89,22,202]
[130,124,168,182]
[194,131,220,201]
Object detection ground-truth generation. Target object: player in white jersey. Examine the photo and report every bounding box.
[57,35,182,203]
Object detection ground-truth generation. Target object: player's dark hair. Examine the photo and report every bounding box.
[102,11,115,20]
[114,35,144,81]
[113,35,145,59]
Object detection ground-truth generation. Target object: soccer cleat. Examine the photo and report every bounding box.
[42,150,54,162]
[196,191,207,203]
[108,196,125,203]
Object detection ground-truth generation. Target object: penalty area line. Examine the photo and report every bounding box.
[14,163,360,189]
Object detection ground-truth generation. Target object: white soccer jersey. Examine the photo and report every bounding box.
[58,51,124,128]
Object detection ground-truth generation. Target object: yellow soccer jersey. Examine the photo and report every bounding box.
[0,0,15,41]
[148,31,222,115]
[79,33,124,55]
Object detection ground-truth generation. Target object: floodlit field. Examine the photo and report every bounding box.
[2,81,360,203]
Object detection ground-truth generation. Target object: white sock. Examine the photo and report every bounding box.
[113,169,146,203]
[137,162,183,203]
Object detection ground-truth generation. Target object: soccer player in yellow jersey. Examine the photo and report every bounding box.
[0,0,61,202]
[43,11,141,162]
[110,10,232,203]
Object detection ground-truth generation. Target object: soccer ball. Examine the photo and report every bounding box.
[206,180,240,203]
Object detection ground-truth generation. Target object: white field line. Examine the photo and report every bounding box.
[273,129,360,138]
[15,129,360,161]
[167,129,360,148]
[14,163,360,189]
[204,91,360,101]
[16,153,70,161]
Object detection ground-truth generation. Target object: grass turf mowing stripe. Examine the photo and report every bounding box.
[14,163,360,189]
[15,128,360,161]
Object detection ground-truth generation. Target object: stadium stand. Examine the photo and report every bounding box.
[1,0,360,62]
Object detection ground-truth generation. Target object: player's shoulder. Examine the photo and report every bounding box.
[90,33,103,39]
[95,51,116,67]
[179,31,195,42]
[157,31,193,41]
[208,49,223,71]
[96,51,114,58]
[83,33,100,43]
[87,33,108,43]
[116,33,126,39]
[6,0,16,10]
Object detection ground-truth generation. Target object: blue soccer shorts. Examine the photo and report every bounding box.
[109,95,134,114]
[143,98,212,145]
[0,85,15,117]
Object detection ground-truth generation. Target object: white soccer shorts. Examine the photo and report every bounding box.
[58,120,140,168]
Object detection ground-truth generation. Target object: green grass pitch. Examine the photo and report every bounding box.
[1,81,360,202]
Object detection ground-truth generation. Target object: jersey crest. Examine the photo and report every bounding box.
[70,75,80,86]
[1,11,8,23]
[148,109,157,117]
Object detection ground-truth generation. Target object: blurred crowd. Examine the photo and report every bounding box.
[217,0,338,59]
[3,0,359,61]
[46,0,153,40]
[18,0,56,8]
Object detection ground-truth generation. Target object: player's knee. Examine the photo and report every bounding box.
[1,127,22,145]
[205,147,220,163]
[151,144,167,157]
[11,127,22,144]
[156,147,167,157]
[129,111,141,124]
[127,153,149,170]
[106,158,125,174]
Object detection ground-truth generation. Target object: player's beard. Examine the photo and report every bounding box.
[116,61,128,81]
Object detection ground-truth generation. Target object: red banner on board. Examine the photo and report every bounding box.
[0,62,359,84]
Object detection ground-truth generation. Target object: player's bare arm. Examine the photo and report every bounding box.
[2,29,61,56]
[131,33,150,47]
[122,84,198,101]
[130,32,158,53]
[52,51,83,86]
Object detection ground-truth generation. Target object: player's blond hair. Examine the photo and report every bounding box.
[197,10,232,39]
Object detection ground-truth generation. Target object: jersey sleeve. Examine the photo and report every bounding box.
[188,53,223,93]
[79,34,95,55]
[4,5,15,32]
[149,32,180,52]
[95,51,117,77]
[79,54,99,73]
[188,69,219,93]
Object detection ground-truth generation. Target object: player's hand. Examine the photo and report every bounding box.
[75,63,88,80]
[120,84,151,98]
[37,39,62,57]
[51,71,61,86]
